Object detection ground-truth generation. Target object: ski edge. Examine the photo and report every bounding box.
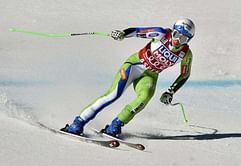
[91,128,145,151]
[37,122,119,148]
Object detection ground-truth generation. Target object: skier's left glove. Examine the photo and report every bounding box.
[111,30,125,41]
[160,90,174,105]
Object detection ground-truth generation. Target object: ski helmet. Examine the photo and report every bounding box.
[172,18,195,43]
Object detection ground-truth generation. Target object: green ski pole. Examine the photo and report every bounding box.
[9,27,110,38]
[171,102,188,123]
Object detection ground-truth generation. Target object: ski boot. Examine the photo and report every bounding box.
[61,116,85,136]
[101,117,124,137]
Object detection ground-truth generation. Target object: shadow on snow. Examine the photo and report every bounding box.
[129,133,241,140]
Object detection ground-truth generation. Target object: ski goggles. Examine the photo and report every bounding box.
[171,30,190,45]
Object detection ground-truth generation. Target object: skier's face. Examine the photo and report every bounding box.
[171,38,181,47]
[171,30,189,47]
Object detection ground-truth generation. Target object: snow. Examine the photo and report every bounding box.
[1,0,241,165]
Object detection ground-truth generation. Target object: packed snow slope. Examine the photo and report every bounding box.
[0,0,241,166]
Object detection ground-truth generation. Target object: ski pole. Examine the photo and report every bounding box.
[170,102,188,123]
[9,27,110,38]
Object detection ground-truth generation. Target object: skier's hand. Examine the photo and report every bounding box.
[160,91,173,105]
[111,30,125,41]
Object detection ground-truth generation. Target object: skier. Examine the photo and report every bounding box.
[62,18,195,137]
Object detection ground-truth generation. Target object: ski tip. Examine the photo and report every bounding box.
[110,140,120,148]
[136,144,145,151]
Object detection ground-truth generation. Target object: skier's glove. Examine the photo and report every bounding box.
[111,30,125,41]
[160,90,174,105]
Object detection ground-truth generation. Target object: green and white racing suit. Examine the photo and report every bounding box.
[80,27,193,124]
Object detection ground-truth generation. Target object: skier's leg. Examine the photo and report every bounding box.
[118,74,158,124]
[105,71,158,136]
[64,53,142,135]
[79,62,132,123]
[64,64,131,135]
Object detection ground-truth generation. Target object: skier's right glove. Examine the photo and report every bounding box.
[111,30,125,41]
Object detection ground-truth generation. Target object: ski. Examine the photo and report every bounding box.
[92,128,145,151]
[37,122,119,148]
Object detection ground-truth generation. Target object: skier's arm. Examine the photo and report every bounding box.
[111,27,167,40]
[169,49,193,94]
[160,49,192,105]
[123,27,167,39]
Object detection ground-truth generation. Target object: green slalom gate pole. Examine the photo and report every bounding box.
[170,102,188,123]
[9,27,110,38]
